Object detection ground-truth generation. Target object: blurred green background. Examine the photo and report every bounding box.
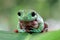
[0,0,60,40]
[0,0,60,32]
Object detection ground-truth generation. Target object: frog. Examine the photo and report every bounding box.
[14,9,48,33]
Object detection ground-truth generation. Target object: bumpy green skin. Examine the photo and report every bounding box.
[17,9,44,33]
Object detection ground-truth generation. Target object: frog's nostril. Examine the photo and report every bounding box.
[27,17,30,19]
[23,17,27,20]
[23,16,30,21]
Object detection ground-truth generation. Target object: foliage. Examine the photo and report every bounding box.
[0,30,60,40]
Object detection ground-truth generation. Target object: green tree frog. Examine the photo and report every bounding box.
[14,9,48,33]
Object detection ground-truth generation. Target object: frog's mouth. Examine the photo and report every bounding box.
[20,19,38,30]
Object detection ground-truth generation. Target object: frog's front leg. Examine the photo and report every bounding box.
[14,23,26,33]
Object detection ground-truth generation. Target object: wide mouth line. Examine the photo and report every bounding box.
[20,19,37,23]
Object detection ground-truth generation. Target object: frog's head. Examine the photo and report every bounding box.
[17,10,38,21]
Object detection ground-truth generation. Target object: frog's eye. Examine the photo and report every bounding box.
[18,12,21,16]
[31,12,36,17]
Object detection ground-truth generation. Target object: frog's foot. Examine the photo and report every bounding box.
[14,29,18,33]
